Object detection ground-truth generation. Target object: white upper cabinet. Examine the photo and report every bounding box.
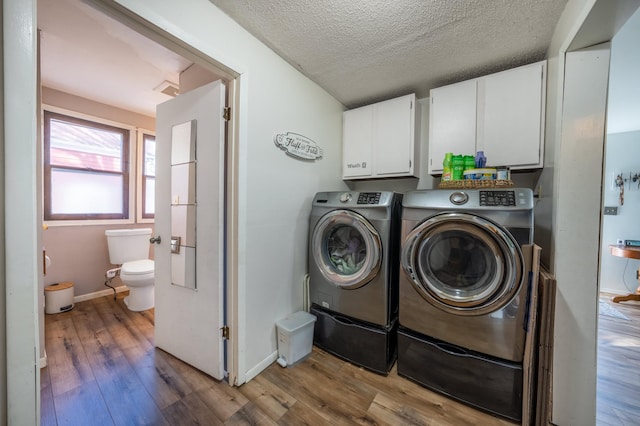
[342,93,419,180]
[429,80,477,173]
[428,61,546,174]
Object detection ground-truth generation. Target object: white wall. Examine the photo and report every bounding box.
[600,8,640,295]
[553,43,610,426]
[600,132,640,294]
[0,1,7,422]
[3,0,40,423]
[112,0,346,383]
[540,1,640,424]
[607,7,640,136]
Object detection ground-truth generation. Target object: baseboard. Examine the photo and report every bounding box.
[74,285,128,303]
[244,351,278,384]
[600,287,628,296]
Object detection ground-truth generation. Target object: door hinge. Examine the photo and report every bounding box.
[223,107,231,122]
[221,325,230,340]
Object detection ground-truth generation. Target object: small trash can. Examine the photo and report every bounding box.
[276,311,316,367]
[44,282,74,314]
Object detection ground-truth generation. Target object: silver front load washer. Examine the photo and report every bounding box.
[308,191,402,374]
[397,188,534,421]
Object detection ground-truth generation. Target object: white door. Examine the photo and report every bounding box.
[154,80,226,379]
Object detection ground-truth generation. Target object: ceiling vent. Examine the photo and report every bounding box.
[154,80,179,97]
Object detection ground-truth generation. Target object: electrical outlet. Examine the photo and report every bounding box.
[106,268,119,279]
[604,206,618,215]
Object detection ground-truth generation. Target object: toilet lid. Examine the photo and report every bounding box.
[121,259,154,275]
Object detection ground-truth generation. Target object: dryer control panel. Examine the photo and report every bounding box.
[479,190,516,207]
[357,192,382,204]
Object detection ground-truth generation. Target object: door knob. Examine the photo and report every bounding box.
[150,236,162,244]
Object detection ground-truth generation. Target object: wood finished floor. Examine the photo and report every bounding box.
[597,294,640,426]
[41,293,517,426]
[41,292,640,425]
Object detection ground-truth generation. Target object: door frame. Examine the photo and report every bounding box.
[86,0,242,385]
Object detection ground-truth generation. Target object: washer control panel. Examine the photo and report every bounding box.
[357,192,382,204]
[479,190,516,206]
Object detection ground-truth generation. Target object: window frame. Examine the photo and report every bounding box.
[42,106,137,226]
[137,129,156,222]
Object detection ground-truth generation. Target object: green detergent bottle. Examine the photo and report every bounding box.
[442,153,453,181]
[452,155,464,180]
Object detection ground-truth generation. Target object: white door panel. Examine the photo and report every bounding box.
[155,80,226,379]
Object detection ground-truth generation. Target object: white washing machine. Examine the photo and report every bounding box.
[397,188,534,421]
[308,191,402,374]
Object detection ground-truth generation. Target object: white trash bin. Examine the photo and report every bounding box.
[276,311,316,367]
[44,281,74,314]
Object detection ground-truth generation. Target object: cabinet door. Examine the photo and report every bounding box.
[428,80,477,174]
[375,94,415,176]
[480,61,545,169]
[342,106,373,178]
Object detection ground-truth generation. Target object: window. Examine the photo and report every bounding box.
[44,111,130,220]
[141,133,156,218]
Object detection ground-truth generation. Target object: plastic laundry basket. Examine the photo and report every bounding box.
[276,311,316,367]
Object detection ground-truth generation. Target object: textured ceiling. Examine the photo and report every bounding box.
[210,0,568,108]
[38,0,568,116]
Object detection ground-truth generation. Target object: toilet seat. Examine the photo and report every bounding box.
[121,259,154,275]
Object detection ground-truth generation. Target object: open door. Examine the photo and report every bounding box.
[154,80,226,379]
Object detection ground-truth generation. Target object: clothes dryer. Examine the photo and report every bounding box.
[397,188,534,421]
[308,191,402,374]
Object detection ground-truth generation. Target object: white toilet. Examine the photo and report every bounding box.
[105,228,155,311]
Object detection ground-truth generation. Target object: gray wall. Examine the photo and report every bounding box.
[0,0,7,422]
[599,8,640,295]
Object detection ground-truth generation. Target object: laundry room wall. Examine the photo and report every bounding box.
[112,0,346,384]
[599,7,640,295]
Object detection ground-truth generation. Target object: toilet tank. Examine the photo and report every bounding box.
[105,228,152,265]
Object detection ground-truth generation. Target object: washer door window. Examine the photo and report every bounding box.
[312,209,382,289]
[401,212,523,315]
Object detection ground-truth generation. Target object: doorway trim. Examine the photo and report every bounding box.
[86,0,242,385]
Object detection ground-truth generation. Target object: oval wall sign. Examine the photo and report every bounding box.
[274,132,323,161]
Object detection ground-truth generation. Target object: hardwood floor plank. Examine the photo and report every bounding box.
[40,367,58,426]
[155,348,218,394]
[45,316,95,396]
[598,294,640,426]
[196,382,250,422]
[258,358,373,425]
[45,293,640,426]
[162,392,224,425]
[53,380,114,426]
[70,298,169,426]
[236,374,296,421]
[368,390,511,426]
[276,400,331,426]
[340,361,513,425]
[94,296,193,409]
[222,401,278,425]
[276,350,377,411]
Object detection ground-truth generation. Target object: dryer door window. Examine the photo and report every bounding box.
[312,209,382,289]
[401,212,523,315]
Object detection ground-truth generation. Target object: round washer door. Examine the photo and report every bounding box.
[311,209,382,289]
[401,212,524,315]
